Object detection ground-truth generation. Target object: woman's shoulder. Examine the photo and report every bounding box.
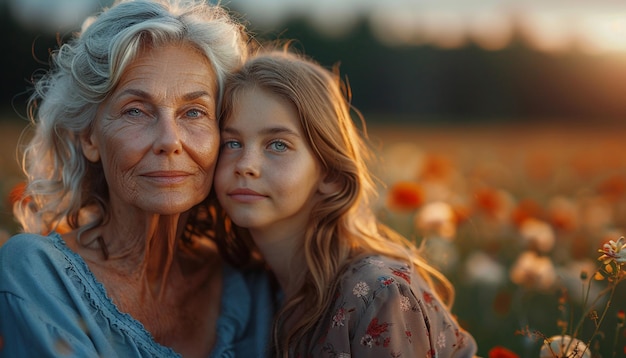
[0,232,71,290]
[0,232,64,264]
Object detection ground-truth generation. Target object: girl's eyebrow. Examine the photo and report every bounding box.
[222,125,300,137]
[261,126,300,137]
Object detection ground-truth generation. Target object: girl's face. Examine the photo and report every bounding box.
[215,88,329,240]
[81,43,220,216]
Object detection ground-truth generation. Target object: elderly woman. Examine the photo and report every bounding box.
[0,0,273,357]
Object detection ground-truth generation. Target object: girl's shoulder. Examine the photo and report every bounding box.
[333,254,425,311]
[335,254,448,313]
[340,254,415,290]
[324,256,478,357]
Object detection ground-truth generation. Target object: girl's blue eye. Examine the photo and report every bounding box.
[224,140,242,149]
[270,141,287,152]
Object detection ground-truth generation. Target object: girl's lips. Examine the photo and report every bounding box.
[228,188,267,202]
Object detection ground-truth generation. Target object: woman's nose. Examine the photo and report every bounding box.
[153,115,183,154]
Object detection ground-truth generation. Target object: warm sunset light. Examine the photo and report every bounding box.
[7,0,626,55]
[578,13,626,54]
[467,10,514,51]
[233,0,626,55]
[4,1,626,357]
[519,10,575,53]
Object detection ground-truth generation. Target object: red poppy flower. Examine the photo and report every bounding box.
[598,174,626,202]
[420,154,453,181]
[387,181,424,212]
[473,187,504,217]
[511,198,543,228]
[488,346,519,358]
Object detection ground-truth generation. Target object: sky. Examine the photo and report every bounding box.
[6,0,626,55]
[232,0,626,54]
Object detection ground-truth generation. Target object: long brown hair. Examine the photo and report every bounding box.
[219,48,454,357]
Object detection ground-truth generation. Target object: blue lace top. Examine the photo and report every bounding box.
[0,232,274,357]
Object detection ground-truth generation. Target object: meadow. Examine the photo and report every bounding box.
[368,119,626,357]
[1,116,625,357]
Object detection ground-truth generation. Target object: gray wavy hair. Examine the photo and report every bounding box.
[14,0,251,234]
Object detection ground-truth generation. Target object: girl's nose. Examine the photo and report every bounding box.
[234,149,260,177]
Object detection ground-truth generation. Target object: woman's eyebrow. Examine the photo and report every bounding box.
[113,89,213,101]
[182,90,213,101]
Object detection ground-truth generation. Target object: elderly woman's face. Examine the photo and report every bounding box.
[81,43,219,215]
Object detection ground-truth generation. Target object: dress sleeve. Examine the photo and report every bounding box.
[314,258,476,358]
[345,277,435,357]
[0,234,187,357]
[0,234,105,358]
[0,292,99,358]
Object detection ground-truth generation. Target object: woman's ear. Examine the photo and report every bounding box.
[80,131,101,163]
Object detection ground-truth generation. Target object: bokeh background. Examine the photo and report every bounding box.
[2,0,626,356]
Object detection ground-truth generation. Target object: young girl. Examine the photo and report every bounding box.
[214,49,478,357]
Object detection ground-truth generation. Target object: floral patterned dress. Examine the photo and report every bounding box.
[305,255,477,358]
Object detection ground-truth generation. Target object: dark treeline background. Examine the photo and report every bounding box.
[2,3,626,125]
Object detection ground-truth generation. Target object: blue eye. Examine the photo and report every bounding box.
[126,108,143,117]
[269,141,287,152]
[186,108,205,118]
[223,140,242,149]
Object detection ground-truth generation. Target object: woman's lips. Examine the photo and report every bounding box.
[141,171,191,185]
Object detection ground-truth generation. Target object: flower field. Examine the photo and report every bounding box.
[368,120,626,357]
[1,118,625,357]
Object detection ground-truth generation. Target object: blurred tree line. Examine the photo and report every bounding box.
[270,17,626,124]
[2,4,626,124]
